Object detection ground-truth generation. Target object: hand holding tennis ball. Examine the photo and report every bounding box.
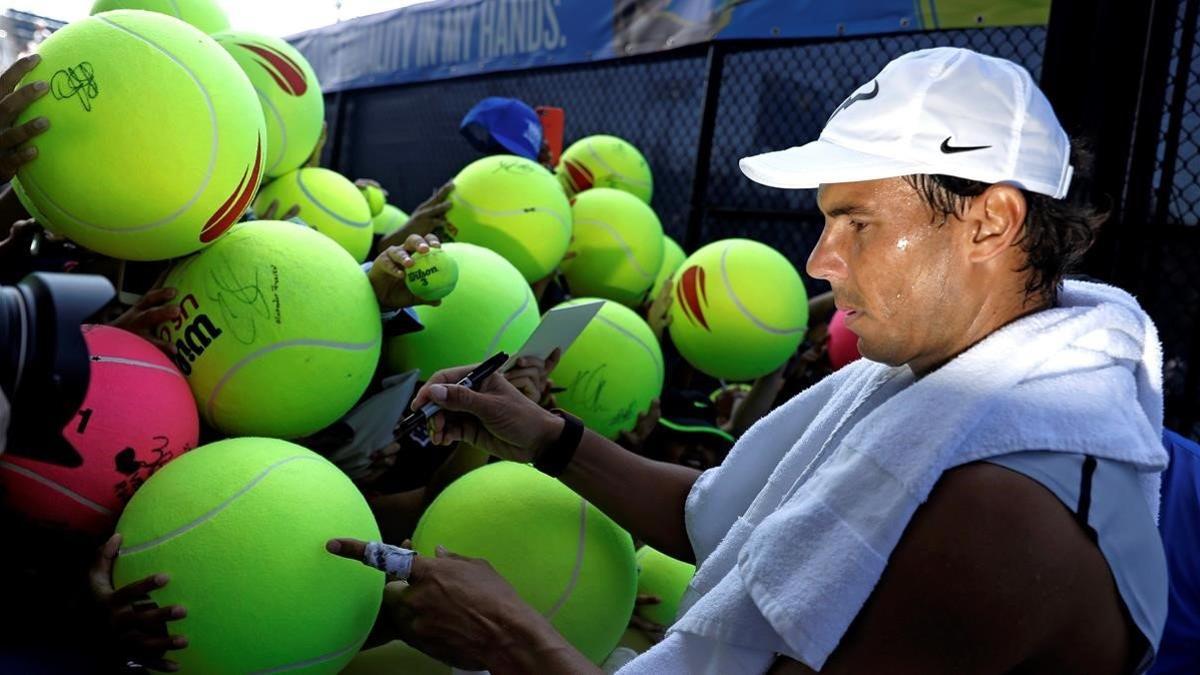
[0,54,50,182]
[405,247,459,302]
[325,539,544,672]
[369,233,453,309]
[89,533,188,672]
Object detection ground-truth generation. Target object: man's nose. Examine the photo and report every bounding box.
[807,225,848,283]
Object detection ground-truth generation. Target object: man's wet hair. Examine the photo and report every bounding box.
[904,142,1108,303]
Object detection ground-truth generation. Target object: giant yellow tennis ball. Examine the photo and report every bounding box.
[556,135,653,203]
[113,437,382,674]
[157,221,382,437]
[341,639,450,675]
[446,155,572,283]
[635,546,695,627]
[561,188,664,307]
[386,242,538,379]
[550,299,663,439]
[669,239,808,381]
[13,10,264,261]
[254,167,373,262]
[90,0,229,33]
[215,31,324,178]
[414,462,637,664]
[652,235,686,302]
[372,204,408,237]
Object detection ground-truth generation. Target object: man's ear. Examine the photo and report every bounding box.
[966,184,1027,264]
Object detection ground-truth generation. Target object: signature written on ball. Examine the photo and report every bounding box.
[205,259,282,346]
[51,62,99,112]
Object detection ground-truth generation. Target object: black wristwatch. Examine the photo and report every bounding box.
[534,410,584,477]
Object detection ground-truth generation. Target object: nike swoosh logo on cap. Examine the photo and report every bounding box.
[828,81,879,121]
[940,137,992,154]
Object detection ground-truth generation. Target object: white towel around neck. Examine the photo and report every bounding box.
[662,280,1168,671]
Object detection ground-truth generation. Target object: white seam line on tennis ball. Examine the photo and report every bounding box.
[118,455,322,555]
[256,86,286,176]
[91,355,186,378]
[205,337,380,424]
[596,315,663,381]
[573,216,655,281]
[720,244,806,335]
[451,192,571,228]
[585,142,652,190]
[249,638,362,673]
[31,15,219,234]
[484,290,533,356]
[544,498,589,620]
[0,460,114,515]
[295,171,372,228]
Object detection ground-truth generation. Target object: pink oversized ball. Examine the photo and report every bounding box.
[827,309,862,371]
[0,325,199,535]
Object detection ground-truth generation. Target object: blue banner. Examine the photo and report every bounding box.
[290,0,1049,92]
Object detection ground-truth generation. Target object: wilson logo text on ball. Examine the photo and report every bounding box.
[50,62,99,112]
[159,294,224,376]
[675,265,711,331]
[240,42,309,96]
[563,159,594,193]
[407,266,440,287]
[201,136,264,243]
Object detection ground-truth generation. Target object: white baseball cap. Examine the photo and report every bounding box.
[739,47,1074,199]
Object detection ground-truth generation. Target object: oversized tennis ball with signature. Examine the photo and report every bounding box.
[446,154,572,283]
[12,10,265,261]
[157,221,382,438]
[404,247,458,302]
[549,298,663,439]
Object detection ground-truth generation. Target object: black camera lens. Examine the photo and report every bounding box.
[1,273,114,466]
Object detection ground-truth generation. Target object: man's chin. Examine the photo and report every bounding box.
[855,341,904,367]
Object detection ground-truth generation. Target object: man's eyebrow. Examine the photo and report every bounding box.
[821,203,875,218]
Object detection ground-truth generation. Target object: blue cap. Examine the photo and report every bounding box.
[460,97,543,161]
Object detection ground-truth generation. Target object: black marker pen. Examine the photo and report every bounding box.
[395,351,509,437]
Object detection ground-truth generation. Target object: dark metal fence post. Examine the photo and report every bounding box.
[326,91,348,173]
[1117,0,1186,231]
[684,43,726,252]
[1039,0,1167,293]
